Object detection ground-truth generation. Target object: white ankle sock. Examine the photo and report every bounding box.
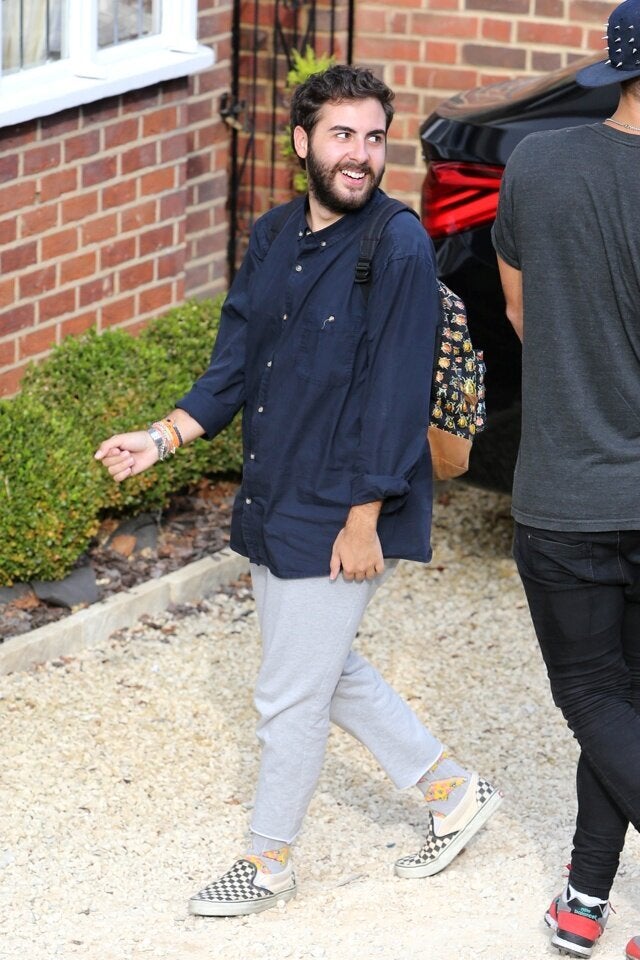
[244,832,290,875]
[416,750,472,816]
[567,883,607,907]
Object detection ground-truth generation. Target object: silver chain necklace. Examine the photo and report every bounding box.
[606,116,640,132]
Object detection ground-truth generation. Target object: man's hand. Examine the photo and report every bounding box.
[95,410,204,482]
[94,431,159,482]
[330,501,384,582]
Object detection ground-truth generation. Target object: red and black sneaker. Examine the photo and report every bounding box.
[626,936,640,960]
[545,887,609,958]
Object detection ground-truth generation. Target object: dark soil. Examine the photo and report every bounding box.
[0,478,238,642]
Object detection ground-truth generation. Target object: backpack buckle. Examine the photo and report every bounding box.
[355,258,371,283]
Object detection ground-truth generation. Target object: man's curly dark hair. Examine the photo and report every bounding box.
[290,65,395,168]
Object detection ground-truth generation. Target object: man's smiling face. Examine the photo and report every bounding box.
[294,97,387,217]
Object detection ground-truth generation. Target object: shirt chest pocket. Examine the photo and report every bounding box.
[295,312,360,387]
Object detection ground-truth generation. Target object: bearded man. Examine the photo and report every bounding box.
[96,65,501,916]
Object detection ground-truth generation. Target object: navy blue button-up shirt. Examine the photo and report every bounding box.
[177,189,440,578]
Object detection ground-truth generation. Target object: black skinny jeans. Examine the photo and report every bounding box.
[514,524,640,900]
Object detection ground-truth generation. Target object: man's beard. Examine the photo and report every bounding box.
[305,147,384,215]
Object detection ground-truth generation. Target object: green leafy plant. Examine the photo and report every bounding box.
[282,46,335,193]
[286,46,335,90]
[21,326,171,513]
[1,296,242,585]
[0,396,102,584]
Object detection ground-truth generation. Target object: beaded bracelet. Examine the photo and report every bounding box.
[148,418,184,461]
[161,417,183,450]
[154,420,176,456]
[167,418,184,447]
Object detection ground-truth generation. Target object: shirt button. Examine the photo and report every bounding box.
[258,406,264,413]
[267,360,272,368]
[282,313,287,321]
[298,230,304,237]
[245,497,252,504]
[250,453,256,460]
[295,264,302,272]
[320,241,327,247]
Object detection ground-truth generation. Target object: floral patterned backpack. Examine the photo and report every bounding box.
[355,198,486,481]
[428,280,486,480]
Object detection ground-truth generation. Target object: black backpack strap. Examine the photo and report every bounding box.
[355,197,420,285]
[266,194,419,287]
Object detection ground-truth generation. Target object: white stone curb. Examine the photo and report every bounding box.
[0,548,249,676]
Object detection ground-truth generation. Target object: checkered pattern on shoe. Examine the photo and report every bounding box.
[395,777,496,869]
[475,777,495,807]
[191,859,277,906]
[396,824,450,867]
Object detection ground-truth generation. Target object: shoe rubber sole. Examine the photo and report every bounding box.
[546,900,607,959]
[188,884,297,917]
[550,931,596,959]
[548,912,603,959]
[394,788,504,879]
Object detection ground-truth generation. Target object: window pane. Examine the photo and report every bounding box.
[98,0,158,49]
[2,0,65,74]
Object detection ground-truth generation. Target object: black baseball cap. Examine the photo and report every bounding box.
[576,0,640,87]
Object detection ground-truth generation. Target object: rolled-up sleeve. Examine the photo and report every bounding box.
[351,235,439,512]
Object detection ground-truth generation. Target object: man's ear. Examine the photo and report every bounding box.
[292,125,308,160]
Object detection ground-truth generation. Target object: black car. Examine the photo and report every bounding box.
[420,55,619,491]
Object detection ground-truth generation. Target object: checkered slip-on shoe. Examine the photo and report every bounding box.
[188,859,296,917]
[394,773,503,879]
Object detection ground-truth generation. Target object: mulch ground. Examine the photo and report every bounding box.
[0,478,238,642]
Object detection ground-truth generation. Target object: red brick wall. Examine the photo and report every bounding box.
[353,0,609,208]
[0,0,232,397]
[187,0,234,296]
[0,0,614,395]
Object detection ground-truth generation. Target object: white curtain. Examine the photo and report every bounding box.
[1,0,157,71]
[2,0,62,72]
[98,0,155,48]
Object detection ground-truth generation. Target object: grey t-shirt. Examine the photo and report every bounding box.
[492,122,640,531]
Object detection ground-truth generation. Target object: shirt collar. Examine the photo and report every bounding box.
[295,188,388,247]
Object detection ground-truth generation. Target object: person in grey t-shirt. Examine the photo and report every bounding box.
[493,2,640,957]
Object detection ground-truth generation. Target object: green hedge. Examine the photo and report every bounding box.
[0,396,102,584]
[0,296,241,586]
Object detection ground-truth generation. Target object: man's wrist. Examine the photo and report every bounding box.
[148,417,185,461]
[147,425,169,461]
[345,501,383,530]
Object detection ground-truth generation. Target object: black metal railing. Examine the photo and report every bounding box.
[224,0,355,280]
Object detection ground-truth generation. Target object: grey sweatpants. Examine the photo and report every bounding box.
[249,562,443,843]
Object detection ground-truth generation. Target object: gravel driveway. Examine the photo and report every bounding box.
[1,484,638,960]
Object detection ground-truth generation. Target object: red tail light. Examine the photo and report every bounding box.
[422,161,504,238]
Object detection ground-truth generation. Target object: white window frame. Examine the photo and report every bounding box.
[0,0,213,129]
